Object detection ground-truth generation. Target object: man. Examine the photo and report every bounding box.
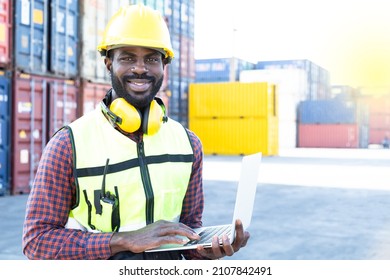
[22,4,249,260]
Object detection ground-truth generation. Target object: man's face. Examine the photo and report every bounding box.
[106,46,164,109]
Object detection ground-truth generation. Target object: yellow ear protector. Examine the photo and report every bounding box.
[101,97,168,135]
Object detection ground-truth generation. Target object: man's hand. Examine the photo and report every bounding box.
[110,220,200,255]
[196,219,250,259]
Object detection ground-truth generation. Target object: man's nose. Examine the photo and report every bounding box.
[131,60,148,74]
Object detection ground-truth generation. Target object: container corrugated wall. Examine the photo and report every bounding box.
[0,0,11,67]
[298,124,359,148]
[0,71,10,195]
[298,99,357,124]
[77,79,111,117]
[189,82,278,156]
[14,0,79,77]
[11,72,78,195]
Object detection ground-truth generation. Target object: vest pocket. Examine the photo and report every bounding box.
[85,187,120,232]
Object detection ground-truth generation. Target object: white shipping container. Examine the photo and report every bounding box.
[278,119,298,149]
[240,68,308,100]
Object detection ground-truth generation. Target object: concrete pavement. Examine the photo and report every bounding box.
[1,148,390,260]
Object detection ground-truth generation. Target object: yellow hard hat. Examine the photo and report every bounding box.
[97,4,174,62]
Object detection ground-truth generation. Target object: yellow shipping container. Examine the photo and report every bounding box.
[188,81,279,156]
[189,117,279,156]
[189,82,277,119]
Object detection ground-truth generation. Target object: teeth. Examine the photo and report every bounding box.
[133,82,145,86]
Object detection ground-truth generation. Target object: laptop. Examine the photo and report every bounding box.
[146,152,262,252]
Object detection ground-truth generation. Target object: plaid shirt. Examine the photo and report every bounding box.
[22,125,205,260]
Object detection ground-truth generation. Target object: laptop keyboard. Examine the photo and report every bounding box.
[185,225,232,246]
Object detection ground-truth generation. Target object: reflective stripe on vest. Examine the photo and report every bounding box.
[66,106,194,232]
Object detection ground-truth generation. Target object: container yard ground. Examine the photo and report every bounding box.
[1,148,390,260]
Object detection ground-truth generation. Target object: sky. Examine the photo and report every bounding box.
[194,0,390,92]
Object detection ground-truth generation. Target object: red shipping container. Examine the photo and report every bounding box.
[77,79,111,118]
[369,129,390,145]
[298,124,359,148]
[12,73,78,195]
[369,96,390,114]
[0,0,11,66]
[369,114,390,129]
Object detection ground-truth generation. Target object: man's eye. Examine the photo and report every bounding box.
[146,57,160,63]
[120,57,135,62]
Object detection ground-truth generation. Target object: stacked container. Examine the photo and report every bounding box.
[188,82,278,156]
[11,0,80,194]
[0,0,11,195]
[2,0,196,195]
[240,68,308,149]
[368,95,390,145]
[297,98,359,148]
[256,59,331,101]
[195,58,256,83]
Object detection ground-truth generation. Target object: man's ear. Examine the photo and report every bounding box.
[104,56,112,72]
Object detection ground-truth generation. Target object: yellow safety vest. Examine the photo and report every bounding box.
[66,106,194,233]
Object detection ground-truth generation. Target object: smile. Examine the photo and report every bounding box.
[127,79,152,92]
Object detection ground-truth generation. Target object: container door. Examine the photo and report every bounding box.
[14,0,48,74]
[0,73,10,195]
[12,74,47,194]
[50,0,79,77]
[47,78,77,137]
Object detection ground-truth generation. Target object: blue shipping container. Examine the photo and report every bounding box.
[50,0,79,76]
[14,0,48,74]
[298,99,357,124]
[14,0,79,77]
[0,72,10,195]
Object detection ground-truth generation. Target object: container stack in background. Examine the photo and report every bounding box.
[0,0,195,196]
[297,97,359,148]
[195,58,256,83]
[11,0,80,195]
[188,82,278,156]
[366,94,390,146]
[239,68,308,149]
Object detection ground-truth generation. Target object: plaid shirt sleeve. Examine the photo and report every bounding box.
[22,128,113,260]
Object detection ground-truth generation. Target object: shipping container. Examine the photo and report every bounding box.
[298,99,357,124]
[189,82,277,119]
[189,117,278,156]
[49,0,79,76]
[298,124,359,148]
[189,81,278,155]
[369,129,390,146]
[79,0,126,83]
[369,114,390,129]
[279,120,298,149]
[14,0,79,77]
[256,59,331,100]
[0,0,11,67]
[77,79,111,117]
[0,71,10,195]
[47,78,78,136]
[195,57,255,83]
[369,95,390,114]
[11,72,78,195]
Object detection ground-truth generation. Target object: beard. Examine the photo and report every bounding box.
[110,70,164,109]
